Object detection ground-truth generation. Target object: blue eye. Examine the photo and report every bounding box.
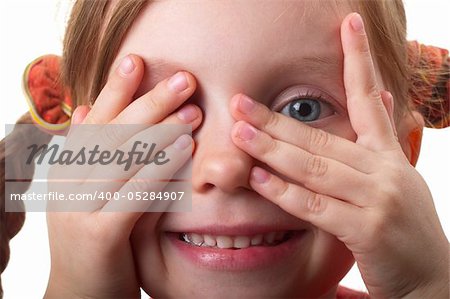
[279,94,335,123]
[281,99,321,122]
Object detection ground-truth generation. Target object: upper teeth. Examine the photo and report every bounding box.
[180,231,288,249]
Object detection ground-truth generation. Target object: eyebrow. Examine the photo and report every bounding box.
[143,54,343,88]
[271,54,342,82]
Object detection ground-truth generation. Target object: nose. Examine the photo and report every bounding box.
[192,113,253,194]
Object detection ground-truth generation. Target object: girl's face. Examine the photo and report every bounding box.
[113,1,384,297]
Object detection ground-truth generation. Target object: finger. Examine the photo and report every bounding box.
[84,54,144,124]
[162,104,203,127]
[112,71,197,125]
[100,134,193,229]
[71,105,90,125]
[232,121,373,205]
[341,13,398,151]
[230,94,377,173]
[84,118,194,194]
[88,104,202,154]
[380,90,398,139]
[61,104,200,199]
[76,129,191,212]
[249,166,364,241]
[66,105,90,139]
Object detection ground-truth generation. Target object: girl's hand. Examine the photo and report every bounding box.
[230,13,448,298]
[45,55,202,298]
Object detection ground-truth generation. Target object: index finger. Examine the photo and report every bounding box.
[84,54,144,125]
[341,13,398,152]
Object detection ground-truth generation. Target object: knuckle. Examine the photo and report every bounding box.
[366,82,381,100]
[305,155,328,178]
[373,188,392,210]
[274,179,290,203]
[306,192,327,214]
[142,95,163,115]
[373,175,401,210]
[380,160,402,184]
[100,125,123,148]
[126,178,149,194]
[264,110,280,131]
[366,213,386,238]
[261,136,279,158]
[308,129,333,151]
[356,34,371,55]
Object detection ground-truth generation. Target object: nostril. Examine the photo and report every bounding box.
[203,183,214,192]
[192,146,254,193]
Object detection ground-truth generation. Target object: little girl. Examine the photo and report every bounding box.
[1,0,449,298]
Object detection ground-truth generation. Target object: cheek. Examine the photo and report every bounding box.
[308,230,355,291]
[131,214,170,297]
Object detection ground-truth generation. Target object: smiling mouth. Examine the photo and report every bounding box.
[178,231,299,249]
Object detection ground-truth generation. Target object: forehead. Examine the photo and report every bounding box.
[114,0,352,92]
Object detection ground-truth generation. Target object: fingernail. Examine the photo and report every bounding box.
[386,91,394,103]
[71,106,89,125]
[70,107,80,125]
[251,167,269,184]
[238,123,257,141]
[381,90,394,112]
[174,134,192,150]
[350,13,364,33]
[168,72,189,93]
[239,95,256,114]
[119,55,135,75]
[177,105,198,123]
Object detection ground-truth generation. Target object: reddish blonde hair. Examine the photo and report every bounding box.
[63,0,447,126]
[62,0,412,121]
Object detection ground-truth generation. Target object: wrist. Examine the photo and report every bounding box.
[401,283,448,299]
[45,284,141,299]
[44,282,80,299]
[400,271,449,299]
[402,244,449,299]
[44,273,141,299]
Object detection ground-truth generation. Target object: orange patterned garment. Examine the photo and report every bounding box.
[22,55,73,132]
[408,41,450,128]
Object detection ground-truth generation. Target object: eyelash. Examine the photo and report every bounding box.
[294,90,327,103]
[273,88,336,121]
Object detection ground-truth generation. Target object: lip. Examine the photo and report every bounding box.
[166,228,308,271]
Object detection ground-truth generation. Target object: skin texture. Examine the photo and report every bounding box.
[44,1,448,299]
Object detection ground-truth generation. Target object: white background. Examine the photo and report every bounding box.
[1,0,449,298]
